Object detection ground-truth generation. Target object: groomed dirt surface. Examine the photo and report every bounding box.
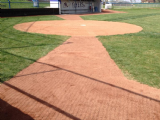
[14,20,142,37]
[1,11,160,120]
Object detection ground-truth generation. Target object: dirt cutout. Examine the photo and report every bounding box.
[14,20,142,37]
[1,10,160,120]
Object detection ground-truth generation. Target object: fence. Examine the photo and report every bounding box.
[112,3,160,9]
[0,1,59,17]
[1,1,160,9]
[1,8,59,17]
[101,3,160,9]
[0,1,50,9]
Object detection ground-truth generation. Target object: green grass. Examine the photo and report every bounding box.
[112,3,160,9]
[0,0,49,9]
[0,15,69,83]
[81,9,160,88]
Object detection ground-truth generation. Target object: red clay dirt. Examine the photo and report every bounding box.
[56,15,83,20]
[14,20,142,36]
[1,12,160,120]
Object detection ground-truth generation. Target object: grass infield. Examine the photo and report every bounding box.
[82,8,160,88]
[0,15,69,82]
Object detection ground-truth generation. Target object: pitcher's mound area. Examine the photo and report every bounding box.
[14,20,142,36]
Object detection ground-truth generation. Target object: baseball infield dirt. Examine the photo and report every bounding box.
[1,11,160,120]
[14,20,142,37]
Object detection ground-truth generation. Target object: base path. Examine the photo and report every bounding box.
[1,12,160,120]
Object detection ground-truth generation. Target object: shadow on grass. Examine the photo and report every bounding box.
[1,49,160,104]
[1,35,35,46]
[0,44,55,49]
[0,33,70,48]
[0,18,9,23]
[0,42,73,49]
[0,99,34,120]
[0,18,24,33]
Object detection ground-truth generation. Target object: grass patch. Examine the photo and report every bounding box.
[0,15,69,82]
[81,8,160,88]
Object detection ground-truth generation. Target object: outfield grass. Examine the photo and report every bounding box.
[112,3,160,9]
[0,0,49,9]
[0,16,69,83]
[82,9,160,88]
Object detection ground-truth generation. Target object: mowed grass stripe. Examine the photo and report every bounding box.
[81,8,160,88]
[0,16,69,82]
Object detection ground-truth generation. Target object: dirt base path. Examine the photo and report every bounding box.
[1,12,160,120]
[56,15,83,20]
